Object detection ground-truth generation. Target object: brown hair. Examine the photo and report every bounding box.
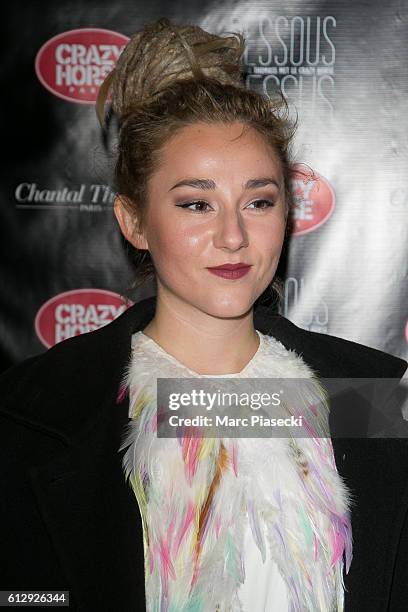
[96,17,295,303]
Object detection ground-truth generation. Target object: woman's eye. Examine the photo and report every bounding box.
[175,201,211,213]
[247,199,275,210]
[175,199,275,213]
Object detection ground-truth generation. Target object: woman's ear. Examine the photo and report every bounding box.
[113,195,149,251]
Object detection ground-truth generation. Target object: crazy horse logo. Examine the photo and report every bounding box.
[35,289,132,348]
[289,164,335,235]
[35,28,129,104]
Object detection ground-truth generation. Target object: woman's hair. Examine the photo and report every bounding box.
[96,17,296,305]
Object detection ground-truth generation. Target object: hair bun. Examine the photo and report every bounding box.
[96,17,245,126]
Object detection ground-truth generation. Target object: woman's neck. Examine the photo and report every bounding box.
[142,294,260,376]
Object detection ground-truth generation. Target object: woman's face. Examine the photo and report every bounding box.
[118,121,287,319]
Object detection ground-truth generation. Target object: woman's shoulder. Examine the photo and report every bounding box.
[0,305,138,432]
[254,308,408,437]
[254,305,407,380]
[301,324,407,379]
[0,298,147,400]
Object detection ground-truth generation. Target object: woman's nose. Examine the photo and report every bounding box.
[212,208,249,251]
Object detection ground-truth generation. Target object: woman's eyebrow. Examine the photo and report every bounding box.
[168,177,280,191]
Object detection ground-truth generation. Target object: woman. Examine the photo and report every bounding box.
[1,17,407,612]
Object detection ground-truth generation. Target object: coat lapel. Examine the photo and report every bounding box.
[28,393,146,611]
[15,296,408,611]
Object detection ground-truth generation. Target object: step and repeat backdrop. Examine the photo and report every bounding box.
[1,0,407,371]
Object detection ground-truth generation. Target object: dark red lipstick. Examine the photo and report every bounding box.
[206,263,252,279]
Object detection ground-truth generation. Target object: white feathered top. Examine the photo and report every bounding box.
[119,329,353,612]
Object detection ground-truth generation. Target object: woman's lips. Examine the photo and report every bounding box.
[206,265,252,279]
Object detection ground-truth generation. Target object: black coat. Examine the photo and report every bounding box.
[1,295,408,612]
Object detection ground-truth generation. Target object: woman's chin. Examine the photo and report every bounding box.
[203,299,255,320]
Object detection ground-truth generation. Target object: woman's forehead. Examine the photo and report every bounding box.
[161,121,271,148]
[154,122,283,178]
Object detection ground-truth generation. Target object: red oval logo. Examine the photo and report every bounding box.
[35,289,132,348]
[35,28,129,104]
[289,164,335,235]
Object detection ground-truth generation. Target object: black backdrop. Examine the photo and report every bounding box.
[2,0,407,372]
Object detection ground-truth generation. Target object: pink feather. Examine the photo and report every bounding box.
[116,382,128,404]
[173,502,195,555]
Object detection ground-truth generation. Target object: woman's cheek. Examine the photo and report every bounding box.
[151,237,195,284]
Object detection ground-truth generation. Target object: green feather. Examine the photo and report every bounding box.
[299,503,313,546]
